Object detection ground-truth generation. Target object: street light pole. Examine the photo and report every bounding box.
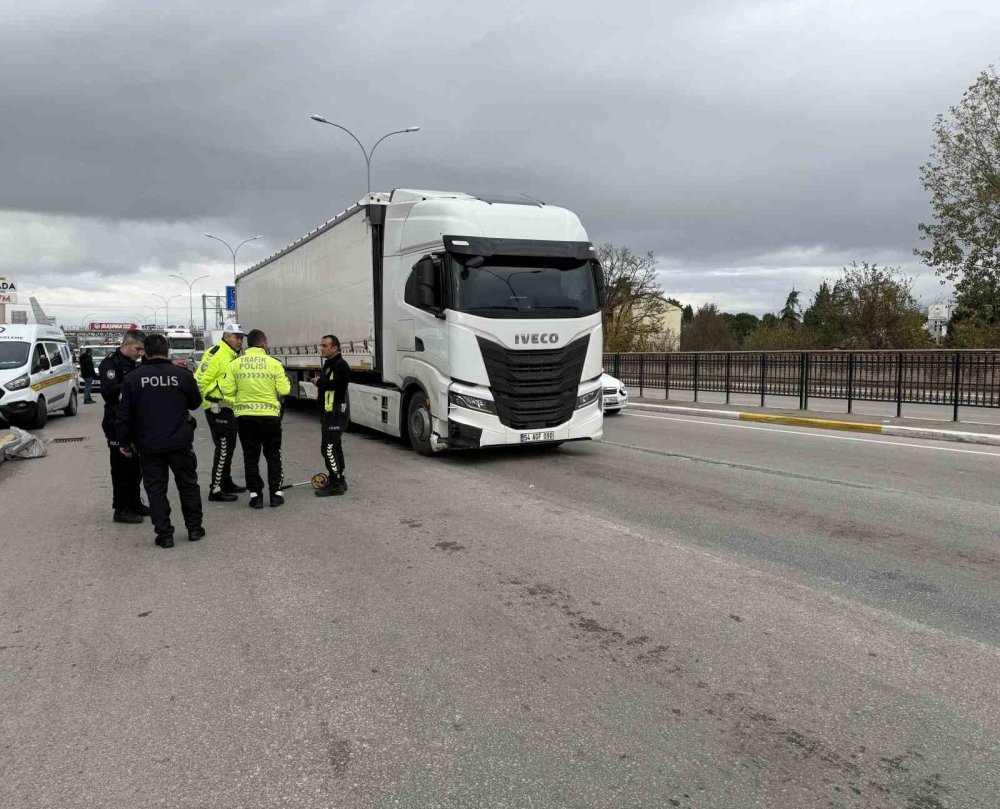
[170,273,209,330]
[309,115,420,198]
[203,234,263,317]
[151,294,180,329]
[80,312,98,328]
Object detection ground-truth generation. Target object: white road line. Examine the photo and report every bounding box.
[619,411,1000,458]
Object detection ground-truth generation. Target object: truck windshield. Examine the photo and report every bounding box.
[0,341,30,370]
[168,338,195,350]
[450,256,600,318]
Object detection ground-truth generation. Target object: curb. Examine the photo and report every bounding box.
[627,403,1000,447]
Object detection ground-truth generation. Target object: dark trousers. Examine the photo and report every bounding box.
[139,449,203,537]
[321,413,347,480]
[83,378,94,402]
[237,416,283,494]
[108,445,143,512]
[205,408,239,491]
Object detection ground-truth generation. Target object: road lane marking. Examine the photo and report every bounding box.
[619,412,1000,458]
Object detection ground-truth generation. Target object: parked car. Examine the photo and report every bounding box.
[602,373,628,414]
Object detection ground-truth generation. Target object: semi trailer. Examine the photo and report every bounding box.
[235,189,606,454]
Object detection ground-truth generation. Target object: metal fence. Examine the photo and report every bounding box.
[603,350,1000,421]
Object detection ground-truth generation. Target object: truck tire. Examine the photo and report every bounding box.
[63,390,79,417]
[405,391,435,456]
[30,397,48,429]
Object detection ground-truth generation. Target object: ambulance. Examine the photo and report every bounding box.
[0,324,79,428]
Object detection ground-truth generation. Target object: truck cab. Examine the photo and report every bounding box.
[381,191,605,452]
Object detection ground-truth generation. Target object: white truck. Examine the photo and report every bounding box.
[235,189,607,454]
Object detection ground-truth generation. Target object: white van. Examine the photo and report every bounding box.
[0,324,79,428]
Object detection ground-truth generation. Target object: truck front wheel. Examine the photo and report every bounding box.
[406,392,435,456]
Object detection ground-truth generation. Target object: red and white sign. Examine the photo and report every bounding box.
[89,322,138,330]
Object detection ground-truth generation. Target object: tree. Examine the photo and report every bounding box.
[680,303,738,351]
[780,289,801,325]
[681,304,694,323]
[945,315,1000,348]
[743,320,816,351]
[598,244,671,352]
[721,312,761,343]
[824,262,932,349]
[917,65,1000,322]
[801,281,843,347]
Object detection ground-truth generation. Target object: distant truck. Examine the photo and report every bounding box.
[236,189,607,454]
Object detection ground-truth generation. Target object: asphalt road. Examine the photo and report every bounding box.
[2,402,998,808]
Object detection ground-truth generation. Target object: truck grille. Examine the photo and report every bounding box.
[477,336,590,430]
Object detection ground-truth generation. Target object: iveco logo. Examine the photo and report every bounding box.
[515,333,559,345]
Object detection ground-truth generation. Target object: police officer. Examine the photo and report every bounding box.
[115,333,204,548]
[99,329,147,523]
[310,334,350,497]
[194,321,246,502]
[219,329,291,509]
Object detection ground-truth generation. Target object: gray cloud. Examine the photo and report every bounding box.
[2,0,998,321]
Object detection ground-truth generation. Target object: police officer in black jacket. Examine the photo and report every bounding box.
[99,329,146,524]
[115,334,205,548]
[309,334,351,497]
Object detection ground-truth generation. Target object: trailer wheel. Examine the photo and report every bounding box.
[406,391,435,456]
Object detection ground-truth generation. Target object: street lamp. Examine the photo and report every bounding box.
[203,234,263,316]
[170,273,209,331]
[203,234,263,286]
[152,294,180,328]
[80,312,98,328]
[309,115,420,198]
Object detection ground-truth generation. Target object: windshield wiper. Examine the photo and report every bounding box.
[465,306,521,311]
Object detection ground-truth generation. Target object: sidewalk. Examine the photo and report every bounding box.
[627,397,1000,447]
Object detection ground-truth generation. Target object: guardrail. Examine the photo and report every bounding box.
[603,350,1000,422]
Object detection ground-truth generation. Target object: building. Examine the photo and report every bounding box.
[656,299,683,351]
[925,303,953,344]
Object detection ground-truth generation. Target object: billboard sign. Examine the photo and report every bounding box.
[89,322,138,330]
[0,276,18,305]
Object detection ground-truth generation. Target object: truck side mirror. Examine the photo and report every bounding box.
[414,256,441,310]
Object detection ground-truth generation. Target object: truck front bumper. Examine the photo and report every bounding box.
[444,401,603,449]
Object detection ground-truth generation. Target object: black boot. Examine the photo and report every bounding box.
[248,492,264,509]
[269,490,285,508]
[188,527,206,542]
[221,481,247,494]
[155,533,175,548]
[315,478,346,497]
[135,502,151,517]
[208,489,239,502]
[114,509,144,524]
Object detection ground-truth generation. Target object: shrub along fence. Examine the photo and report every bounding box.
[603,350,1000,422]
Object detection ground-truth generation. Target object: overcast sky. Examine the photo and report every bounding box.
[3,0,998,325]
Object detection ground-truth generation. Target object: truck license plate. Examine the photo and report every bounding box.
[520,431,555,443]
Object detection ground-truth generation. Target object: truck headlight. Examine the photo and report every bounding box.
[449,391,497,415]
[4,373,30,392]
[576,388,600,409]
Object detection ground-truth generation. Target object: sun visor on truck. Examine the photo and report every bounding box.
[443,236,596,261]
